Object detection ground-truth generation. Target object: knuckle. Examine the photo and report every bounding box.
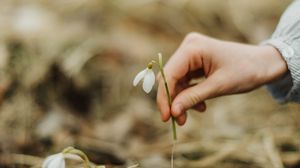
[185,32,200,41]
[184,32,204,45]
[187,91,201,107]
[190,95,200,106]
[182,33,206,58]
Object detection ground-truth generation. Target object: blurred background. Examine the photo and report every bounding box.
[0,0,300,167]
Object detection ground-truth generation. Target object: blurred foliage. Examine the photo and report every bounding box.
[0,0,300,168]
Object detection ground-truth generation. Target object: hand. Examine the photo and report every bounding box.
[156,32,288,125]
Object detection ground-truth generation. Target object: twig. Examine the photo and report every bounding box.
[0,153,43,167]
[171,141,176,168]
[192,143,238,167]
[183,136,254,168]
[127,163,140,168]
[262,130,284,168]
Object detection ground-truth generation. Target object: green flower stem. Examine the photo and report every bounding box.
[157,53,177,140]
[62,146,75,154]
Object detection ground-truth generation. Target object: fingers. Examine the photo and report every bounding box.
[157,33,207,123]
[176,112,187,125]
[171,76,219,117]
[157,79,171,122]
[192,101,206,112]
[156,50,189,121]
[175,102,205,126]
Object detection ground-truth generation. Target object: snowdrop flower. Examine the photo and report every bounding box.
[42,153,65,168]
[133,63,155,93]
[132,53,177,142]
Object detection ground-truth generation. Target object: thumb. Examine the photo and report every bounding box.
[171,77,219,117]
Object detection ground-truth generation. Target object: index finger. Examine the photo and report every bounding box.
[156,35,204,121]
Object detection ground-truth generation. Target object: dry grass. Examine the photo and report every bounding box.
[0,0,299,167]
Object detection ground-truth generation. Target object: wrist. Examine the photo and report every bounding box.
[258,46,288,84]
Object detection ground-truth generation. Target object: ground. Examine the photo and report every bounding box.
[0,0,299,168]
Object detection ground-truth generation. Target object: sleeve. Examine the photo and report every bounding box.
[262,0,300,103]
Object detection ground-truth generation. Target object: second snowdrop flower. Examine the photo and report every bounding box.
[133,62,155,93]
[42,153,65,168]
[42,146,100,168]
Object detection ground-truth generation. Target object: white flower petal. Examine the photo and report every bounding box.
[42,153,65,168]
[142,69,155,93]
[42,154,56,168]
[133,69,147,86]
[43,153,60,168]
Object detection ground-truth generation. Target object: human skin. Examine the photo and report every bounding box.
[156,32,288,125]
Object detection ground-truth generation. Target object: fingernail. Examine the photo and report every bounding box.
[173,103,183,117]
